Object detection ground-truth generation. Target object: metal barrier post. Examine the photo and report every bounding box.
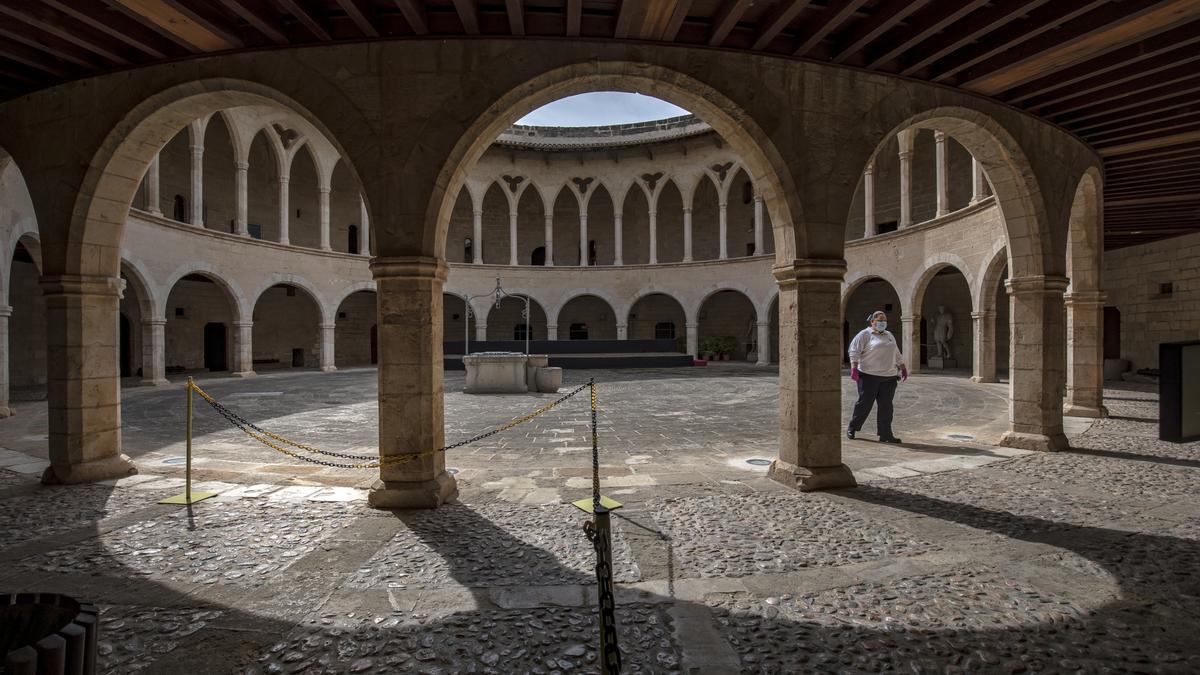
[160,377,218,505]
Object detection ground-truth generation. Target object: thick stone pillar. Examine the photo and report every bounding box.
[934,130,949,218]
[753,194,764,255]
[369,257,457,508]
[320,323,337,372]
[39,276,137,484]
[616,323,627,340]
[718,201,728,259]
[1065,291,1108,417]
[970,311,997,383]
[1001,276,1069,451]
[546,324,558,341]
[648,209,658,264]
[682,207,693,262]
[189,144,204,227]
[543,213,554,267]
[898,129,914,228]
[901,314,921,374]
[768,259,855,491]
[318,186,331,251]
[278,175,290,244]
[686,322,698,357]
[359,197,371,256]
[756,321,770,366]
[863,163,875,237]
[613,213,624,265]
[140,318,169,386]
[0,305,10,417]
[508,209,519,266]
[971,157,986,204]
[579,213,588,267]
[471,208,483,263]
[234,160,249,236]
[231,321,255,377]
[145,153,163,216]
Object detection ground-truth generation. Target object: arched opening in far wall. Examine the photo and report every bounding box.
[252,283,322,370]
[335,290,377,367]
[9,238,45,400]
[247,129,280,241]
[486,295,548,341]
[165,273,238,375]
[697,290,757,361]
[628,293,686,343]
[843,277,904,362]
[916,266,974,372]
[202,113,237,234]
[443,293,477,351]
[556,295,617,340]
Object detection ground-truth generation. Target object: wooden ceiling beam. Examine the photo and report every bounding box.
[1056,87,1200,128]
[1096,127,1200,156]
[1107,168,1200,188]
[1013,28,1200,108]
[0,25,98,69]
[752,0,807,51]
[708,0,754,47]
[0,60,48,87]
[1082,109,1200,141]
[790,0,864,57]
[38,0,180,58]
[214,0,288,44]
[1040,64,1200,120]
[452,0,480,34]
[505,0,524,35]
[1108,160,1200,178]
[392,0,428,34]
[613,0,636,39]
[1107,180,1200,195]
[865,0,991,70]
[0,2,131,64]
[660,0,693,41]
[0,40,74,77]
[108,0,241,51]
[272,0,330,40]
[565,0,582,36]
[829,0,931,64]
[956,0,1200,95]
[898,0,1053,77]
[162,0,247,47]
[1099,131,1200,157]
[334,0,380,37]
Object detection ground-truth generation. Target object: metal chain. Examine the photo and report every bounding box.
[190,380,591,470]
[590,377,600,510]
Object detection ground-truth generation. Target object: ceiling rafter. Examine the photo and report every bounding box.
[829,0,932,64]
[865,0,991,71]
[0,24,98,69]
[565,0,581,36]
[38,0,179,58]
[1037,63,1200,119]
[161,0,247,48]
[335,0,381,37]
[0,3,131,65]
[708,0,754,47]
[452,0,480,34]
[747,0,807,52]
[0,40,74,78]
[660,0,694,41]
[274,0,331,40]
[897,0,1053,77]
[214,0,288,44]
[393,0,428,34]
[790,0,864,56]
[505,0,524,35]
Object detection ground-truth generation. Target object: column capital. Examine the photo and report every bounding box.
[0,304,11,318]
[755,321,769,328]
[1006,275,1070,295]
[772,258,847,285]
[472,208,482,217]
[370,256,448,282]
[189,144,204,156]
[1064,290,1107,305]
[235,160,249,171]
[682,206,692,213]
[685,322,698,329]
[39,275,122,297]
[933,130,947,143]
[319,322,336,330]
[141,317,167,327]
[233,320,254,329]
[318,185,331,195]
[898,149,914,160]
[900,314,920,323]
[970,311,996,320]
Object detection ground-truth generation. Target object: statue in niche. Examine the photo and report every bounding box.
[933,305,954,359]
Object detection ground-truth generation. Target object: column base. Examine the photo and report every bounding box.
[368,471,458,509]
[969,375,998,383]
[767,460,856,492]
[1064,404,1108,419]
[320,366,338,373]
[999,430,1069,452]
[42,454,137,485]
[231,370,256,378]
[140,378,170,387]
[0,406,13,419]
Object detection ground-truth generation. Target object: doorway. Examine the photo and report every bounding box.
[119,313,132,378]
[203,322,228,371]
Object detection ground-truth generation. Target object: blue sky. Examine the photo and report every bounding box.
[517,92,691,126]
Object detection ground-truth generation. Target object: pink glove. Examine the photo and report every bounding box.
[851,366,860,382]
[900,366,908,382]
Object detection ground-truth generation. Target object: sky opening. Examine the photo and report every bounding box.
[516,92,691,126]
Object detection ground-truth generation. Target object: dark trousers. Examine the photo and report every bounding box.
[849,372,899,437]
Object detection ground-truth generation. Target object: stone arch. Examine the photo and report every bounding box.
[657,178,685,263]
[911,262,974,371]
[160,263,248,323]
[331,157,365,254]
[1064,166,1106,417]
[842,274,904,319]
[549,182,580,266]
[553,293,619,340]
[334,288,377,367]
[906,255,976,316]
[8,232,47,398]
[588,183,615,266]
[842,275,905,359]
[118,258,155,381]
[483,294,549,342]
[626,291,687,342]
[693,283,768,327]
[427,63,802,266]
[695,287,760,361]
[442,291,477,349]
[164,270,242,375]
[289,143,323,249]
[251,281,324,370]
[249,273,330,325]
[202,112,237,233]
[1066,167,1103,295]
[118,256,157,319]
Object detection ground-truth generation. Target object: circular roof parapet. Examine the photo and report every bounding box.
[495,114,714,151]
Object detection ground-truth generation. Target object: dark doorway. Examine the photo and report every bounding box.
[569,323,588,340]
[1104,306,1121,360]
[119,313,132,378]
[843,320,851,364]
[531,246,546,266]
[370,325,378,364]
[348,224,359,254]
[173,194,187,222]
[919,318,928,366]
[203,323,228,372]
[588,240,597,266]
[292,348,305,368]
[654,321,676,340]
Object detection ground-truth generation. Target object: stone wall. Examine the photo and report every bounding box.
[9,255,45,390]
[252,285,322,368]
[165,277,236,371]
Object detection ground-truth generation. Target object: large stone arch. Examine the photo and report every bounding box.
[160,262,248,324]
[547,289,623,330]
[248,273,331,326]
[551,292,620,340]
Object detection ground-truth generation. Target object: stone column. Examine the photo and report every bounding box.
[318,186,331,251]
[768,259,855,491]
[1002,276,1070,451]
[508,209,519,266]
[756,321,770,366]
[140,318,169,386]
[685,322,698,357]
[1065,291,1108,417]
[320,323,337,372]
[471,208,483,264]
[543,213,554,267]
[970,311,997,383]
[369,257,457,509]
[0,305,10,418]
[278,175,290,244]
[753,194,764,255]
[579,212,588,267]
[146,153,163,216]
[613,213,624,265]
[934,130,949,218]
[648,209,658,264]
[901,314,921,374]
[863,163,875,237]
[39,276,137,484]
[189,144,204,227]
[616,323,627,340]
[546,323,558,341]
[359,199,370,256]
[475,323,487,342]
[231,321,255,377]
[718,200,728,259]
[682,207,693,262]
[234,160,249,236]
[898,129,914,228]
[971,157,986,204]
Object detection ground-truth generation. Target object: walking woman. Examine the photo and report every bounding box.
[847,310,908,443]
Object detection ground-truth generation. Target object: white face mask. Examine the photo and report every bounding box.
[874,320,888,332]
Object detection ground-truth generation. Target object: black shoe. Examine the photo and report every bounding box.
[879,436,902,444]
[846,429,856,440]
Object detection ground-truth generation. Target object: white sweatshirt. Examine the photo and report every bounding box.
[848,327,906,377]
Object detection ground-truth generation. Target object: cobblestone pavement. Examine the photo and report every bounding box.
[1,378,1197,672]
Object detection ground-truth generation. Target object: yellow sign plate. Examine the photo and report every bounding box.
[571,495,623,513]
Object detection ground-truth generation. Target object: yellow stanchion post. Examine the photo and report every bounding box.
[160,377,218,505]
